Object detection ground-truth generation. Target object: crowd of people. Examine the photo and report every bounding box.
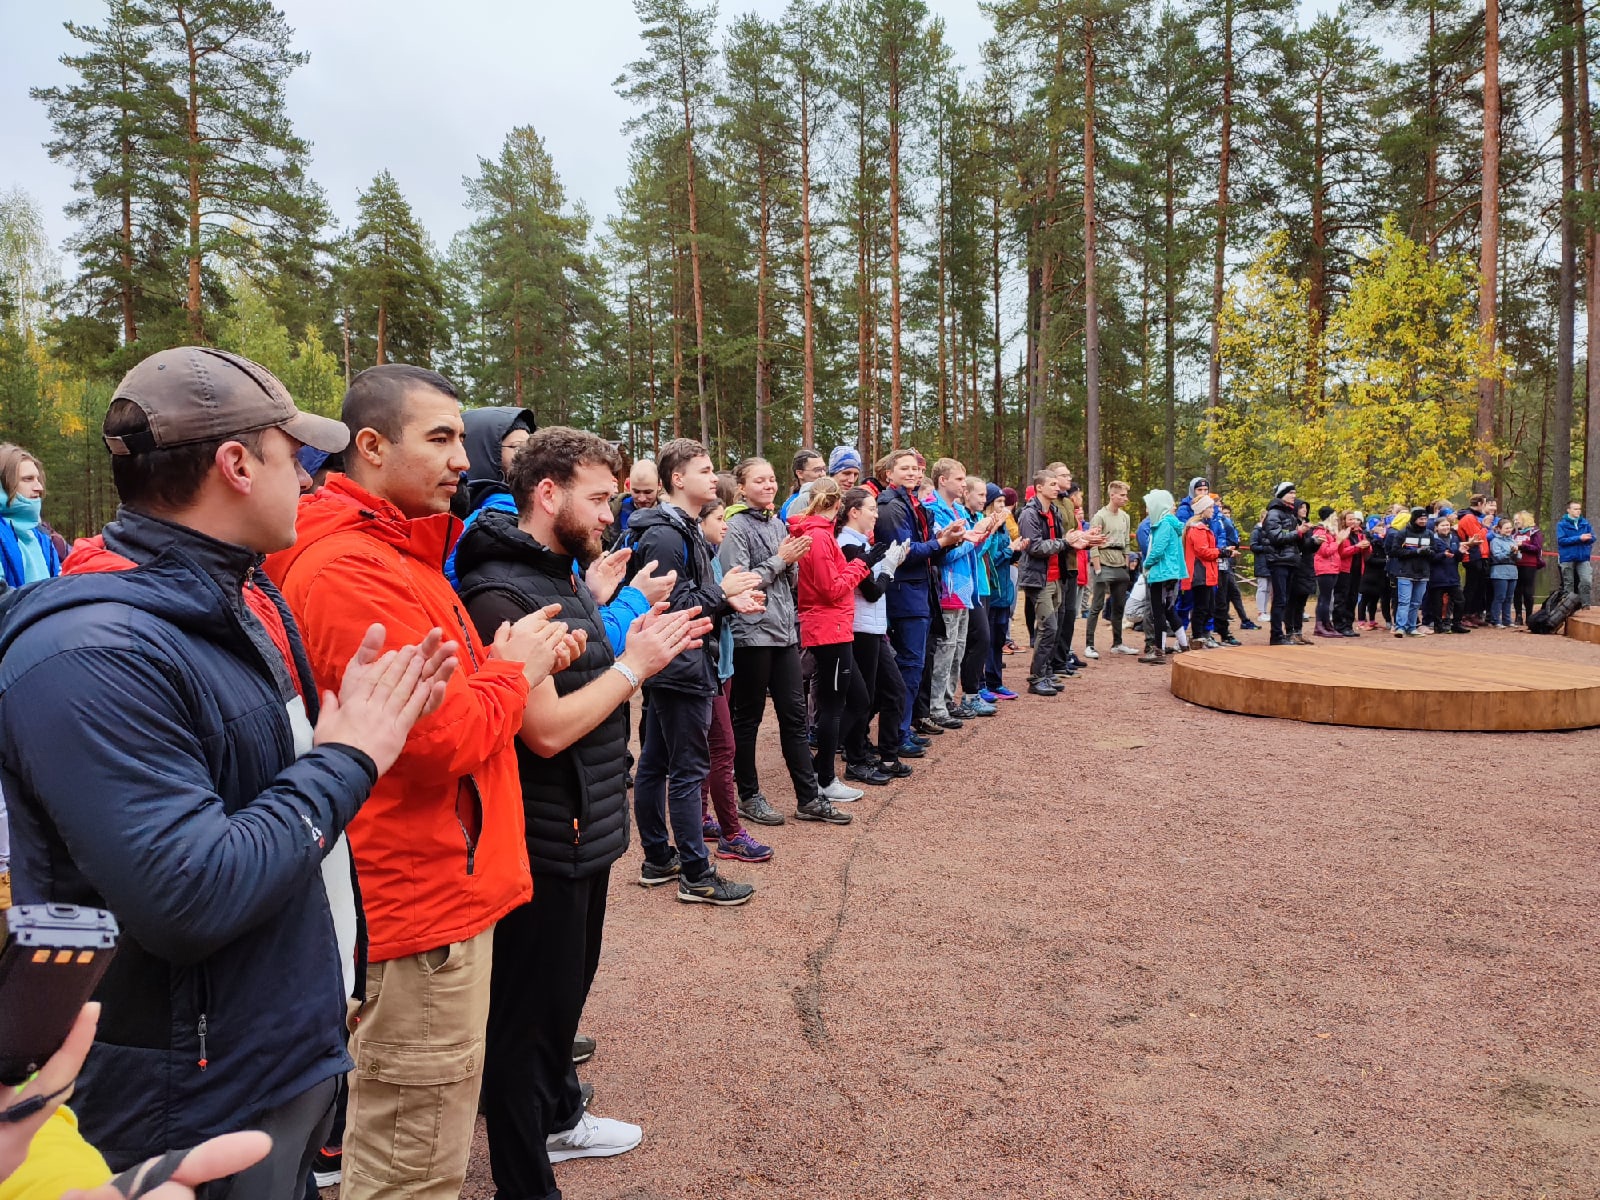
[0,346,1593,1200]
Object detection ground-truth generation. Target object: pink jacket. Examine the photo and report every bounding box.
[1312,529,1342,576]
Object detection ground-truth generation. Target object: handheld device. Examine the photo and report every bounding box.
[0,904,118,1086]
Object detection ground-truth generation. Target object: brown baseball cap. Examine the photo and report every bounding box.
[104,347,350,457]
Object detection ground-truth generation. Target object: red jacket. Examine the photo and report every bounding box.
[1338,531,1371,570]
[265,475,531,963]
[788,512,868,647]
[1183,521,1220,587]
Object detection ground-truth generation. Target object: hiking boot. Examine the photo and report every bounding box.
[716,830,774,863]
[796,798,853,825]
[572,1034,597,1065]
[1027,679,1060,696]
[677,868,755,906]
[878,759,914,778]
[639,854,681,887]
[1082,645,1099,659]
[913,718,945,737]
[844,762,893,787]
[932,714,965,730]
[547,1112,644,1163]
[1138,648,1166,664]
[738,792,785,827]
[820,778,866,802]
[894,739,927,758]
[1291,633,1314,646]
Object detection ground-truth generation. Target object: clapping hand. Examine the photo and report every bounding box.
[881,539,911,573]
[721,567,763,598]
[728,588,767,614]
[622,604,714,679]
[490,604,571,689]
[778,535,812,564]
[628,559,677,605]
[584,548,631,605]
[316,624,460,774]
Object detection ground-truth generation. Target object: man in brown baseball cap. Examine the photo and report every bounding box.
[0,345,458,1200]
[104,345,349,459]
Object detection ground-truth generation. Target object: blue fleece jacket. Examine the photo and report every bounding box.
[1557,514,1595,563]
[925,491,977,608]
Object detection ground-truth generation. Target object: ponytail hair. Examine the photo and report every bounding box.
[801,476,843,517]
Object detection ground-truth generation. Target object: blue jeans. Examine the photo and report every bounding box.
[888,614,931,744]
[634,689,714,879]
[1490,576,1515,625]
[1396,578,1429,632]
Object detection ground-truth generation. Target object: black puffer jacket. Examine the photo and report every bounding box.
[1260,498,1304,567]
[616,501,727,696]
[453,510,629,878]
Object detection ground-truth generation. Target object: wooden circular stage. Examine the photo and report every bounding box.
[1566,608,1600,645]
[1170,644,1600,731]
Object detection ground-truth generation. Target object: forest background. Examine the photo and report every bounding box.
[0,0,1595,540]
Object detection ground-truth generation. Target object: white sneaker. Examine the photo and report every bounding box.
[1112,643,1139,655]
[1082,646,1099,659]
[547,1112,643,1163]
[820,779,865,802]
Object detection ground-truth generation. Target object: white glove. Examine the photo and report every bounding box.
[882,539,911,573]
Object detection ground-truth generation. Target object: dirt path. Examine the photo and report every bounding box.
[463,624,1599,1198]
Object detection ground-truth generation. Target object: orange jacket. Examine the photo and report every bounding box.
[265,475,531,963]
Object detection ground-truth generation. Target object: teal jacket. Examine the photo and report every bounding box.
[1144,514,1188,584]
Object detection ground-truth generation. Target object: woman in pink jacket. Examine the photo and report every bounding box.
[789,478,871,803]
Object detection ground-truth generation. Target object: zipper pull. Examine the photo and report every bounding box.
[197,1014,209,1071]
[573,817,580,845]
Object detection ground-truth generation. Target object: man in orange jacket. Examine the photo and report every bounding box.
[266,364,574,1200]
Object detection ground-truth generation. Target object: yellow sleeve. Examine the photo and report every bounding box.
[0,1107,112,1200]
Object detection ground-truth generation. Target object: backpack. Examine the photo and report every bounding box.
[1528,581,1583,634]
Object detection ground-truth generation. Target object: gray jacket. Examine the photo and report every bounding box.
[719,506,799,647]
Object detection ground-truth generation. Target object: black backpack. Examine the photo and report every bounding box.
[1528,581,1583,634]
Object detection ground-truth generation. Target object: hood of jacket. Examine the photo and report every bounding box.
[1144,489,1176,525]
[462,406,537,511]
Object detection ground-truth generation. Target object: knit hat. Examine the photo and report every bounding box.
[985,482,1004,507]
[1002,487,1018,507]
[828,445,863,476]
[1318,505,1335,521]
[1188,476,1208,498]
[1274,481,1296,499]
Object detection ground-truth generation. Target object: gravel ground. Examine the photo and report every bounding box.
[458,617,1600,1199]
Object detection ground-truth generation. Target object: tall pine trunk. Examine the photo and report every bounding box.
[1580,0,1600,512]
[179,3,204,343]
[1478,0,1501,484]
[888,42,906,446]
[679,60,710,446]
[1554,2,1576,527]
[755,142,772,458]
[1083,18,1102,511]
[1207,0,1234,480]
[798,61,816,446]
[857,90,873,454]
[992,185,1005,482]
[1309,69,1327,399]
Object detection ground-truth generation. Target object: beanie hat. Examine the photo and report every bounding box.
[1274,481,1296,499]
[984,482,1004,507]
[827,445,863,476]
[1318,505,1335,521]
[1188,476,1208,498]
[1002,487,1019,507]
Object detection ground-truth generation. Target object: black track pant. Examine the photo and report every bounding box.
[730,644,818,805]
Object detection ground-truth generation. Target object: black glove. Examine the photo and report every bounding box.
[867,539,892,566]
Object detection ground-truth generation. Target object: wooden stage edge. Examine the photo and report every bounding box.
[1566,608,1600,645]
[1169,644,1600,732]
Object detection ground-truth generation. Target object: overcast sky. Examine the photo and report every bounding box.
[2,0,1340,267]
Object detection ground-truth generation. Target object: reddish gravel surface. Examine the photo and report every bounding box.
[460,620,1600,1199]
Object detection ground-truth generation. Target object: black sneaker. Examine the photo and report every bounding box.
[1027,679,1059,696]
[639,853,681,887]
[795,798,853,825]
[844,762,892,786]
[933,714,964,730]
[913,718,945,737]
[312,1147,342,1189]
[678,868,755,905]
[878,759,914,778]
[738,792,785,827]
[572,1034,596,1064]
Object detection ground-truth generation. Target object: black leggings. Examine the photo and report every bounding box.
[1147,579,1178,647]
[961,597,992,695]
[730,644,818,804]
[809,640,854,787]
[844,631,904,763]
[1189,582,1214,638]
[1316,575,1337,627]
[1514,564,1538,622]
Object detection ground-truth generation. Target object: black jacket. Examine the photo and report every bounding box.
[0,511,374,1169]
[1260,499,1305,568]
[1016,498,1070,590]
[1391,523,1437,581]
[454,511,629,879]
[625,501,727,695]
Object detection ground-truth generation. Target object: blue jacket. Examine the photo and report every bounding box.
[1145,515,1187,583]
[1429,532,1464,587]
[1557,514,1595,563]
[924,491,977,609]
[0,511,375,1169]
[984,527,1018,607]
[1136,516,1152,559]
[874,485,943,619]
[0,516,62,589]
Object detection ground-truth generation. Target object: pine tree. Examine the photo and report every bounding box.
[341,171,446,370]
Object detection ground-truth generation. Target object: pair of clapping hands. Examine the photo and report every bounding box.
[584,547,767,616]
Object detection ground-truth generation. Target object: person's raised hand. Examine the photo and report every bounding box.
[882,539,911,573]
[628,559,676,605]
[936,520,966,548]
[622,604,711,679]
[778,535,812,564]
[1011,535,1031,553]
[584,548,631,606]
[0,1002,100,1181]
[316,640,441,775]
[721,567,763,598]
[64,1131,273,1200]
[490,604,570,688]
[553,628,588,673]
[728,588,766,614]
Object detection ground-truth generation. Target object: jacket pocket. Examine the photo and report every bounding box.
[455,776,483,876]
